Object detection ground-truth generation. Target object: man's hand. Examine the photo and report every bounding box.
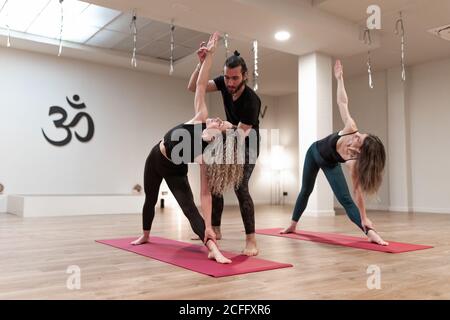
[197,41,207,63]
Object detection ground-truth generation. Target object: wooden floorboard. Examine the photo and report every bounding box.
[0,205,448,299]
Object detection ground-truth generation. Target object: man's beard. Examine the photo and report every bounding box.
[227,79,245,94]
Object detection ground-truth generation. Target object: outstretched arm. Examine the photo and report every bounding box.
[354,184,370,226]
[188,42,218,93]
[334,60,358,132]
[192,32,219,122]
[347,161,372,230]
[346,159,388,246]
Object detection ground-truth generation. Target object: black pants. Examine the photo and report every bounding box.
[211,162,256,234]
[142,143,205,241]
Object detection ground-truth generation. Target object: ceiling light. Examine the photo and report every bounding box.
[275,30,290,41]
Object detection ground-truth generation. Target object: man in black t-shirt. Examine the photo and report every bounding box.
[188,46,261,256]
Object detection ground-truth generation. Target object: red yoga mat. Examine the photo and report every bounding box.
[255,228,433,253]
[96,236,292,277]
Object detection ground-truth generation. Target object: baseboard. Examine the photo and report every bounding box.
[388,206,412,212]
[7,194,145,217]
[303,209,335,217]
[365,204,390,211]
[0,195,6,213]
[410,207,450,214]
[228,199,272,206]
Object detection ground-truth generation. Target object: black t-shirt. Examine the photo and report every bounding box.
[213,75,261,157]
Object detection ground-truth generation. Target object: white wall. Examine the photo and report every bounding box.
[339,56,450,214]
[191,55,450,217]
[387,67,411,212]
[332,70,390,211]
[407,58,450,213]
[0,195,6,212]
[196,56,450,215]
[0,46,294,214]
[0,47,199,210]
[3,45,449,216]
[275,93,299,205]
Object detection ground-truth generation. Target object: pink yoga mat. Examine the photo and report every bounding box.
[96,236,292,277]
[256,228,433,253]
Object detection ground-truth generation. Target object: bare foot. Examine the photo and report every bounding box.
[242,233,258,256]
[206,241,231,264]
[367,230,389,246]
[131,235,149,245]
[207,251,231,264]
[190,226,222,241]
[280,221,298,234]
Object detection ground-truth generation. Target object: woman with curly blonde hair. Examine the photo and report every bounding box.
[131,32,244,263]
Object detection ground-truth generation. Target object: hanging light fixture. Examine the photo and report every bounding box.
[252,39,259,92]
[1,0,11,47]
[169,21,175,75]
[363,28,374,89]
[395,12,406,81]
[224,33,229,59]
[57,0,64,56]
[130,10,138,68]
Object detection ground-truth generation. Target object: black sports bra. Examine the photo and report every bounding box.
[316,131,358,164]
[163,123,208,163]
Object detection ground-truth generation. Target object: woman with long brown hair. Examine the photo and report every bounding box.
[282,60,388,245]
[131,32,244,263]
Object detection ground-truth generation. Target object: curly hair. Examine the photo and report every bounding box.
[204,131,244,195]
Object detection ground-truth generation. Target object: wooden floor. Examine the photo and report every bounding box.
[0,205,449,300]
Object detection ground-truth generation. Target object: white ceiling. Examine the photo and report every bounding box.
[87,0,376,56]
[317,0,450,77]
[0,0,213,61]
[0,0,122,42]
[1,0,450,96]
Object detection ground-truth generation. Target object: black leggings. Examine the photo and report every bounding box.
[142,143,206,241]
[211,163,256,234]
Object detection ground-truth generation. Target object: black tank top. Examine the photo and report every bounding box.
[316,131,358,164]
[163,123,208,163]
